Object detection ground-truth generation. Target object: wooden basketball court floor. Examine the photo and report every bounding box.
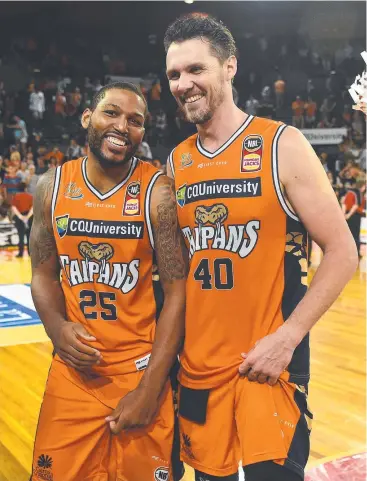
[0,251,366,481]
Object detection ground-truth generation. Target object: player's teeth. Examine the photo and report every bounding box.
[107,137,126,146]
[186,95,203,103]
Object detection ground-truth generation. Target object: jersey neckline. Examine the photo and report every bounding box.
[81,156,138,201]
[195,115,254,159]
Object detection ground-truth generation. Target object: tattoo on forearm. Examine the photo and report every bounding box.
[155,181,187,283]
[30,169,58,268]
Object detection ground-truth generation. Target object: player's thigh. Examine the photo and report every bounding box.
[120,380,176,481]
[31,361,111,481]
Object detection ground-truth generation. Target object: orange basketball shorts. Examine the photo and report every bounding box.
[31,358,175,481]
[178,373,312,478]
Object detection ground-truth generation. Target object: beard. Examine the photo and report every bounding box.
[87,122,138,168]
[182,77,226,125]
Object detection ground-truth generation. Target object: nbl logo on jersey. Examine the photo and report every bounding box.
[123,180,141,216]
[241,134,263,173]
[182,203,260,259]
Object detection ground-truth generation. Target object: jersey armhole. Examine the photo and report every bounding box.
[271,124,300,222]
[145,171,163,249]
[167,149,175,178]
[51,166,62,221]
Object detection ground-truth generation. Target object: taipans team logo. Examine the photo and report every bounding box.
[195,204,228,241]
[35,454,53,481]
[56,214,69,238]
[123,180,141,216]
[154,467,170,481]
[64,182,83,200]
[176,184,187,208]
[79,241,114,273]
[179,152,194,170]
[241,134,263,173]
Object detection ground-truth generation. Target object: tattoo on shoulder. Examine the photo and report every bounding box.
[30,169,58,268]
[155,179,187,283]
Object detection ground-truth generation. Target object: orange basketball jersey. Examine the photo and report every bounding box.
[169,116,310,389]
[52,157,162,376]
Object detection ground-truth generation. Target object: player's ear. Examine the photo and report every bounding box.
[225,55,237,82]
[81,109,92,129]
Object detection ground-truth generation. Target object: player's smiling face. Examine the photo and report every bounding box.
[166,38,226,125]
[82,88,146,168]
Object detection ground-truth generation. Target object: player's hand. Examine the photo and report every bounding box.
[238,329,297,385]
[51,321,102,371]
[106,387,160,434]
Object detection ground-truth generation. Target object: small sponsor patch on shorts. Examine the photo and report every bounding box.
[134,353,151,371]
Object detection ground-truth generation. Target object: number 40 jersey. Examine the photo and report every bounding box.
[52,156,162,376]
[168,116,310,390]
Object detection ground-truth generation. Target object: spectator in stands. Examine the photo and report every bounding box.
[137,138,153,160]
[319,152,329,173]
[341,178,365,259]
[11,182,33,258]
[9,145,21,165]
[29,86,45,120]
[149,79,161,112]
[25,164,39,195]
[0,156,6,183]
[66,138,83,160]
[358,142,366,171]
[274,75,285,110]
[292,96,305,128]
[320,95,337,126]
[69,87,82,117]
[1,165,22,203]
[244,94,259,116]
[55,90,67,118]
[17,161,29,183]
[13,115,28,156]
[304,97,317,128]
[35,156,48,175]
[46,146,64,166]
[93,79,103,92]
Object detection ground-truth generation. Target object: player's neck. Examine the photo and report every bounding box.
[197,103,248,153]
[85,153,133,195]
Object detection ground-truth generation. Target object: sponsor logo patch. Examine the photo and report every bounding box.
[55,217,144,239]
[176,178,261,208]
[154,467,170,481]
[123,181,141,216]
[64,182,83,200]
[56,214,69,239]
[135,353,151,371]
[241,134,263,173]
[34,454,53,481]
[179,152,194,170]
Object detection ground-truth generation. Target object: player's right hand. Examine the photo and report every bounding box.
[51,322,102,371]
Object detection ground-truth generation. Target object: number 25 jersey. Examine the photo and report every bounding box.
[169,116,310,389]
[52,156,162,376]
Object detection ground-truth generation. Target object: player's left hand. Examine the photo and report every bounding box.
[105,387,160,434]
[238,330,297,386]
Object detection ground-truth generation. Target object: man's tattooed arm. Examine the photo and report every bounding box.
[30,168,68,340]
[137,175,188,398]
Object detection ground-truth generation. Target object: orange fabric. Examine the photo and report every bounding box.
[171,117,297,389]
[292,100,304,116]
[344,190,358,212]
[32,358,174,481]
[304,101,317,117]
[53,157,161,376]
[274,80,285,93]
[179,373,311,476]
[12,192,33,213]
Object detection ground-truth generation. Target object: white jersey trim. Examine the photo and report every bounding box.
[145,171,163,249]
[51,166,62,221]
[167,149,175,178]
[81,156,138,201]
[272,125,299,221]
[196,115,254,159]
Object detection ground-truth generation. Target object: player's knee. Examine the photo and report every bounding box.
[195,470,239,481]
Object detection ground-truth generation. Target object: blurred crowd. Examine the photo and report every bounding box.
[0,29,365,257]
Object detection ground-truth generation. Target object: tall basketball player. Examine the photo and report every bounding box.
[163,13,358,481]
[29,82,187,481]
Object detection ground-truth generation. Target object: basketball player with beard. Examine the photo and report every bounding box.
[163,13,358,481]
[30,82,187,481]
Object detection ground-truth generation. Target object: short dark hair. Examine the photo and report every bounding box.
[164,13,238,63]
[91,81,148,116]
